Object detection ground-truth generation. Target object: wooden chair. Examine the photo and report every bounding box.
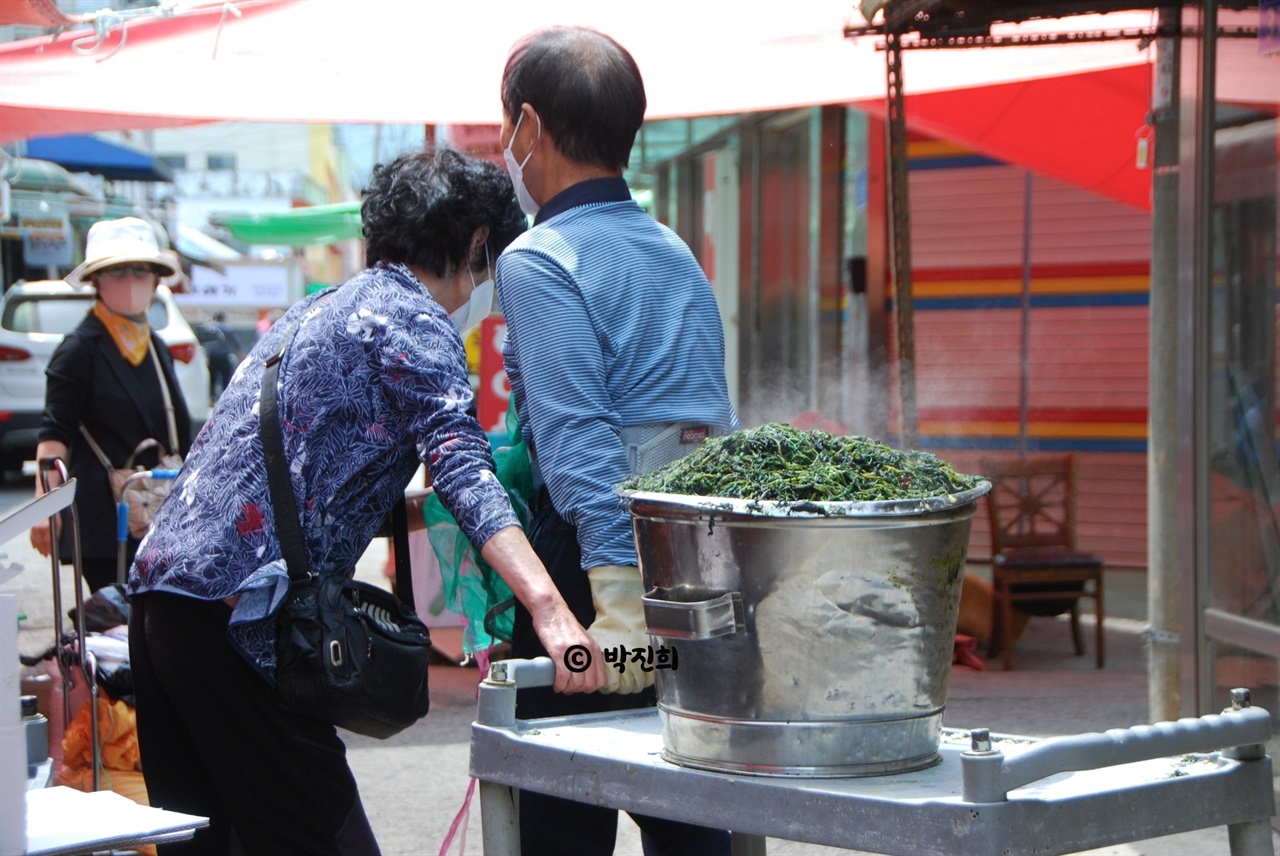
[980,453,1105,670]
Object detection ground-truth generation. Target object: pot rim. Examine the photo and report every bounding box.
[619,480,992,519]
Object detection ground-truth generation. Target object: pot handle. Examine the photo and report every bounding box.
[642,588,744,640]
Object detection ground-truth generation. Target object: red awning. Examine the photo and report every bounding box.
[0,0,83,28]
[858,63,1153,210]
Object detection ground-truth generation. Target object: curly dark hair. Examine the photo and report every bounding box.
[361,146,526,276]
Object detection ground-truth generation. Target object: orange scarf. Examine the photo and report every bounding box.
[93,300,151,367]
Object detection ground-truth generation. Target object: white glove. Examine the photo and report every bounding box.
[586,564,655,694]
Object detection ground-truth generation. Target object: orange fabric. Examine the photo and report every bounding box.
[59,765,149,803]
[93,300,150,366]
[57,697,155,855]
[60,696,142,772]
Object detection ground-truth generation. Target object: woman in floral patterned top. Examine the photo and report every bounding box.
[127,147,605,855]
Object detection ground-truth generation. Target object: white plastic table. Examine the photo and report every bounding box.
[25,787,208,856]
[470,658,1276,856]
[1,485,209,855]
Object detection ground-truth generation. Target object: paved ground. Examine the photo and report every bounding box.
[2,477,1275,855]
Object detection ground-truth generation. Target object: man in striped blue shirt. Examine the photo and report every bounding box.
[496,25,738,856]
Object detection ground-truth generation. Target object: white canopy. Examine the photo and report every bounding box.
[0,0,1153,139]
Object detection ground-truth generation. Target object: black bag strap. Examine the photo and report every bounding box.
[259,326,415,607]
[390,491,412,605]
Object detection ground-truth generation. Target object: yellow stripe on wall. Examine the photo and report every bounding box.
[914,276,1149,299]
[1033,422,1149,439]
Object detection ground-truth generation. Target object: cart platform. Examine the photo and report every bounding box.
[470,658,1276,856]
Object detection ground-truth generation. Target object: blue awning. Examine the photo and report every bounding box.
[24,134,174,183]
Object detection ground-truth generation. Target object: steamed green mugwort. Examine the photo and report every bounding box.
[621,422,981,502]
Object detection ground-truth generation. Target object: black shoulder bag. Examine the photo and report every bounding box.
[261,335,432,739]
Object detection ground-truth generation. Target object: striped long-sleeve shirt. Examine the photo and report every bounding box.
[496,177,738,571]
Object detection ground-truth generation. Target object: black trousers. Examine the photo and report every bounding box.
[128,592,380,855]
[510,489,731,856]
[79,555,127,593]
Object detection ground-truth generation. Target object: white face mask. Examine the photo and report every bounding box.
[450,246,494,336]
[503,110,542,217]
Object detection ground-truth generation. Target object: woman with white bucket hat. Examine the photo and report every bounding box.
[30,216,193,593]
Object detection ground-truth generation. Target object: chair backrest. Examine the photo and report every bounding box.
[979,453,1078,554]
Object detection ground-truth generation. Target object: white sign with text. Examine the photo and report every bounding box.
[184,264,291,307]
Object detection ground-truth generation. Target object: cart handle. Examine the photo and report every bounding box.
[488,657,557,689]
[962,697,1272,803]
[116,469,181,542]
[475,658,557,729]
[124,469,181,486]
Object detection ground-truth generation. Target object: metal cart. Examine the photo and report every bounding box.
[33,459,178,793]
[2,471,208,854]
[115,466,180,584]
[35,458,99,792]
[471,658,1276,856]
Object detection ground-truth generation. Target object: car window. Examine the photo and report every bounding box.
[147,298,169,328]
[2,295,92,335]
[1,293,168,334]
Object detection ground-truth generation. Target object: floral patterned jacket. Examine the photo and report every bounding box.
[130,262,517,680]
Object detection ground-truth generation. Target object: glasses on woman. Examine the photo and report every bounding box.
[97,263,157,280]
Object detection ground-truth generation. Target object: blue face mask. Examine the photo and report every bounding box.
[503,110,541,217]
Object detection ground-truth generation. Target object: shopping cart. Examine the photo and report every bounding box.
[35,459,178,793]
[115,466,180,585]
[36,456,97,791]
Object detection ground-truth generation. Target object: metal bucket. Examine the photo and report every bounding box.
[627,483,990,777]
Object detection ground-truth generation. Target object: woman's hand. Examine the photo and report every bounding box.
[480,526,607,694]
[30,519,53,557]
[529,602,608,695]
[30,439,69,558]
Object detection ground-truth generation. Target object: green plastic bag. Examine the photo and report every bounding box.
[423,407,531,654]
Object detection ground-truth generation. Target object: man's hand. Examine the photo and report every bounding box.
[586,565,655,694]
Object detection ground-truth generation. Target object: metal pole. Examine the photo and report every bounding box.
[1227,819,1276,856]
[1019,171,1033,459]
[1193,0,1218,716]
[479,781,520,855]
[885,29,917,450]
[730,832,769,855]
[1149,5,1183,723]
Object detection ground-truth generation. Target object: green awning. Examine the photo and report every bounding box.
[211,201,362,246]
[1,156,96,196]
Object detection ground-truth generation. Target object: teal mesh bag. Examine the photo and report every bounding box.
[423,408,530,654]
